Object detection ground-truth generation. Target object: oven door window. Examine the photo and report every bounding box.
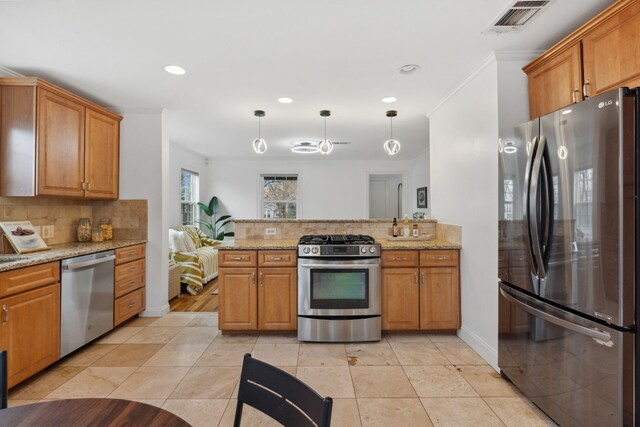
[310,268,369,309]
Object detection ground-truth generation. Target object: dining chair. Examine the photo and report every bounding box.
[234,353,332,427]
[0,350,7,409]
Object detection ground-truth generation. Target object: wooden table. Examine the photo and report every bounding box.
[0,398,191,426]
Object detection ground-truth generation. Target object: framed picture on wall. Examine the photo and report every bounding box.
[417,187,428,208]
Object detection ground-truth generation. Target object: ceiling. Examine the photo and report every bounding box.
[0,0,614,160]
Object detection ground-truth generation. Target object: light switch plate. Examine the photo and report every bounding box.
[264,228,277,236]
[42,225,54,238]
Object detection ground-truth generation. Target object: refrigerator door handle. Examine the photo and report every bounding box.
[529,135,547,280]
[522,136,539,290]
[499,286,611,342]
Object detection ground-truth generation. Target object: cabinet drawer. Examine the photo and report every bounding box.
[115,244,145,265]
[381,250,419,267]
[114,287,145,326]
[0,262,60,297]
[419,250,459,267]
[114,273,145,298]
[115,258,145,282]
[509,251,527,268]
[219,250,257,267]
[258,250,297,267]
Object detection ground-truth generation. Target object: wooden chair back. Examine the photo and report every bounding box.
[0,350,7,409]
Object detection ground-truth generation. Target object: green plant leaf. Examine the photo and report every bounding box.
[224,232,235,237]
[197,202,212,217]
[208,196,219,215]
[215,215,232,224]
[215,230,225,240]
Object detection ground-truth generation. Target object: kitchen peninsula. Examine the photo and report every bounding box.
[217,218,462,336]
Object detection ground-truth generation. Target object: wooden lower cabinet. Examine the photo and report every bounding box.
[219,268,258,330]
[114,244,146,326]
[419,267,460,330]
[381,268,419,330]
[1,283,60,388]
[381,249,460,331]
[219,250,297,332]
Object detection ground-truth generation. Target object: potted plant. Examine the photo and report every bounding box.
[197,196,235,240]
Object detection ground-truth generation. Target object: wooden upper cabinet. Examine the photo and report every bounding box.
[582,1,640,97]
[524,43,583,119]
[85,108,120,199]
[525,0,640,118]
[0,77,122,199]
[37,88,86,197]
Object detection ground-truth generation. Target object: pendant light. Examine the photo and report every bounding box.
[252,110,267,154]
[318,110,333,155]
[383,110,400,155]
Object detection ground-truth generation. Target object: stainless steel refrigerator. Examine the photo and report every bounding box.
[498,87,638,426]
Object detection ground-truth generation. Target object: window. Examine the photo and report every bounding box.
[503,176,514,220]
[261,175,298,218]
[181,169,199,226]
[574,168,593,241]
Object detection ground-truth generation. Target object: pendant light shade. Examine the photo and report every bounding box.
[252,110,267,154]
[383,110,400,155]
[318,110,333,155]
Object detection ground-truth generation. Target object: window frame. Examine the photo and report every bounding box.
[258,173,301,219]
[180,168,200,226]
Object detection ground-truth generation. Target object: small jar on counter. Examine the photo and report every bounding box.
[91,226,104,243]
[100,218,113,241]
[77,218,91,242]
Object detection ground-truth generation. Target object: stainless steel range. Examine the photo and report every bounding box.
[297,234,381,342]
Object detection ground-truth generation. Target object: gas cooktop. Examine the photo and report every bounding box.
[298,234,375,245]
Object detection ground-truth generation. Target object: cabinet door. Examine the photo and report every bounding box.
[582,1,640,97]
[258,268,297,330]
[219,268,257,330]
[419,267,460,330]
[525,43,583,118]
[381,268,419,330]
[0,283,60,388]
[37,88,85,197]
[85,108,120,199]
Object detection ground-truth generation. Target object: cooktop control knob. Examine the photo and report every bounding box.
[303,247,310,254]
[361,247,367,254]
[369,246,376,254]
[311,247,319,254]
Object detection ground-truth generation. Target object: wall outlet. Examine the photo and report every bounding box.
[33,225,42,236]
[264,228,277,236]
[42,225,54,239]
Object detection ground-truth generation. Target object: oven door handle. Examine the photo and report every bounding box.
[299,263,378,269]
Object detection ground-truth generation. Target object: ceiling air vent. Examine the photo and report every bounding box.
[485,0,551,34]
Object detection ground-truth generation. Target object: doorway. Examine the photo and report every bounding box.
[368,174,403,219]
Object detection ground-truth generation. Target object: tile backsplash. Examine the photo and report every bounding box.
[0,197,147,252]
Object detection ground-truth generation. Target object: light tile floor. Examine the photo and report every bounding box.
[9,312,555,426]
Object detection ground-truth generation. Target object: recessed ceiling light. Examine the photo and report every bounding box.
[164,65,186,75]
[278,97,293,104]
[398,64,420,74]
[381,96,397,103]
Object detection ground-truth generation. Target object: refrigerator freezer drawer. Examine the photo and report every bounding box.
[498,283,633,426]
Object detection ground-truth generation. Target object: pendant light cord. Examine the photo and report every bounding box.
[390,116,393,140]
[258,116,261,139]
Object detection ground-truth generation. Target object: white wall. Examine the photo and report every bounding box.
[428,54,531,369]
[208,158,428,220]
[410,148,431,217]
[119,110,170,317]
[169,142,209,228]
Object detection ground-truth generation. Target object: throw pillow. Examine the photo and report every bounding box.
[169,229,189,252]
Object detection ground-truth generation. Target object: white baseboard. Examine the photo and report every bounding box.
[458,325,499,371]
[140,304,170,318]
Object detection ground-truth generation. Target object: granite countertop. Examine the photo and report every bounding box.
[219,238,461,251]
[0,240,146,272]
[233,218,436,223]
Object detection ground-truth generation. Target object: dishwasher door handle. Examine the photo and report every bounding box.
[63,255,116,270]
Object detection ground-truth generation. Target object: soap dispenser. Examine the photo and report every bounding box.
[403,215,410,237]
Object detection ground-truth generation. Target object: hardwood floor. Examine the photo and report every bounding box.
[169,278,219,312]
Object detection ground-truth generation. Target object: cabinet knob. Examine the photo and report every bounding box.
[270,257,283,261]
[421,273,426,284]
[127,302,137,308]
[572,87,580,103]
[251,273,256,286]
[259,272,263,286]
[432,256,447,260]
[414,272,419,284]
[2,304,9,324]
[583,81,590,99]
[394,257,408,261]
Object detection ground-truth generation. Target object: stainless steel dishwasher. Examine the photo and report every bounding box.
[60,250,115,357]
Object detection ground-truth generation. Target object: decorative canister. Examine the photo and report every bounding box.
[77,218,91,242]
[91,226,104,243]
[100,218,113,241]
